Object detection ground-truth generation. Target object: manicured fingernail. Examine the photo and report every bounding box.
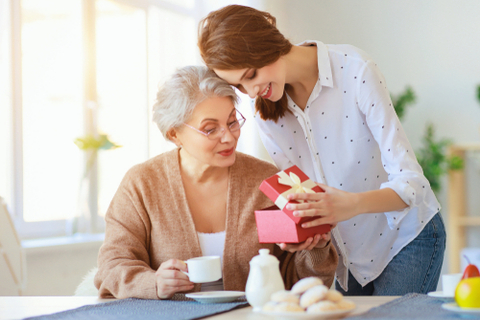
[293,211,299,216]
[302,224,308,228]
[286,204,293,210]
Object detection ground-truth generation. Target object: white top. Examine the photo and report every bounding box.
[197,231,226,291]
[252,40,441,290]
[197,231,226,261]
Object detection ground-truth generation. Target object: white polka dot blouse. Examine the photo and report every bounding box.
[251,40,440,291]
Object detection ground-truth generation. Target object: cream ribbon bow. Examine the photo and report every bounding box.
[274,171,317,209]
[278,172,316,194]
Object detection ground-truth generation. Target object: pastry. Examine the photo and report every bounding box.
[291,277,324,295]
[336,299,356,310]
[262,301,279,311]
[270,290,300,304]
[273,302,304,312]
[325,290,343,302]
[306,300,338,313]
[299,284,329,308]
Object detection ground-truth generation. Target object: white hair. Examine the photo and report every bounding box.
[152,66,239,139]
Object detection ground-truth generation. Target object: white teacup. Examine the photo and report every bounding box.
[442,273,462,297]
[183,256,222,283]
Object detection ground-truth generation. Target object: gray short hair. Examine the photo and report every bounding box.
[152,66,239,139]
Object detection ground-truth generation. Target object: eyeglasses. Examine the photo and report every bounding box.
[183,109,246,140]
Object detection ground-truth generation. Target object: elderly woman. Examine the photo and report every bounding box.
[94,66,337,300]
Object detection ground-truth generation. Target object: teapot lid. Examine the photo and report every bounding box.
[249,248,279,266]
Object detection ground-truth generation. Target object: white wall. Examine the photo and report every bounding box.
[21,238,102,296]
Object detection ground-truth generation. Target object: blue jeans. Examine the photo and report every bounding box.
[335,212,446,296]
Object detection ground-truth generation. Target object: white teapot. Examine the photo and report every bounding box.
[245,248,285,311]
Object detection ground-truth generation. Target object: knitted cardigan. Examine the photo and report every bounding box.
[94,149,338,299]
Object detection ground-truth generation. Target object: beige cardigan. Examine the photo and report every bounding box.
[94,150,338,299]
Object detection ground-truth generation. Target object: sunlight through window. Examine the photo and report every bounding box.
[96,0,149,217]
[21,0,83,222]
[0,0,12,204]
[4,0,257,238]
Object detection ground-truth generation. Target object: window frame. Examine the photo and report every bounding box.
[5,0,206,239]
[4,0,258,239]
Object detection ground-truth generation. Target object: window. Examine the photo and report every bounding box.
[1,0,260,239]
[0,0,12,206]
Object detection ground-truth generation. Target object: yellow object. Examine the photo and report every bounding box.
[455,277,480,308]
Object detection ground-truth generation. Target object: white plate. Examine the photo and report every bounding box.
[442,302,480,314]
[260,308,355,320]
[427,291,453,298]
[185,291,245,304]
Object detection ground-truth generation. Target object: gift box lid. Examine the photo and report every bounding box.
[259,165,324,224]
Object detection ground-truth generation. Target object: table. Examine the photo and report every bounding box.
[0,296,397,319]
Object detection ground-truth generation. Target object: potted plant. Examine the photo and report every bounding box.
[72,134,121,234]
[391,87,463,193]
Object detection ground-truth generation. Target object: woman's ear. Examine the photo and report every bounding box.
[166,128,182,148]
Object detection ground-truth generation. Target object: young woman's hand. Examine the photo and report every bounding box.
[277,231,332,253]
[286,183,360,228]
[286,184,408,228]
[155,259,194,299]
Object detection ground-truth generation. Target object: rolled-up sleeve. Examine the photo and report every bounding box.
[356,60,436,229]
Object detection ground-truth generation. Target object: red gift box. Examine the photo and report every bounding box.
[255,165,331,243]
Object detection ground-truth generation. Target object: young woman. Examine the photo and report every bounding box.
[94,66,337,300]
[198,5,446,296]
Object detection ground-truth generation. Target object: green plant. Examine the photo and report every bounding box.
[74,134,121,176]
[74,134,121,151]
[391,86,416,121]
[391,87,463,193]
[416,124,464,193]
[476,85,480,104]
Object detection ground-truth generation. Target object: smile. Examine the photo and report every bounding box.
[260,83,272,99]
[218,147,234,156]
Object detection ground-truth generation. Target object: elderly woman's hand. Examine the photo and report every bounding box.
[155,259,194,299]
[277,231,333,253]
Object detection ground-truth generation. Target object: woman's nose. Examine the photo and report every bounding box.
[220,127,236,143]
[244,84,259,99]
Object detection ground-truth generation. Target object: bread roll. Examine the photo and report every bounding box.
[299,285,329,308]
[291,277,324,295]
[325,290,343,302]
[262,301,279,311]
[336,299,356,310]
[273,302,304,312]
[270,290,300,304]
[307,300,338,313]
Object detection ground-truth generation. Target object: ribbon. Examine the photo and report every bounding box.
[274,171,317,209]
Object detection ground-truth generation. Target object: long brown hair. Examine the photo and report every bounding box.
[198,5,293,122]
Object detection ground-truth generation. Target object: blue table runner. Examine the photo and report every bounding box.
[24,294,249,320]
[346,293,478,319]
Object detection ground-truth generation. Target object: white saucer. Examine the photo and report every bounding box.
[185,291,245,303]
[260,308,355,320]
[427,291,453,298]
[442,302,480,314]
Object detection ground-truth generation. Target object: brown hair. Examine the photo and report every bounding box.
[198,5,293,122]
